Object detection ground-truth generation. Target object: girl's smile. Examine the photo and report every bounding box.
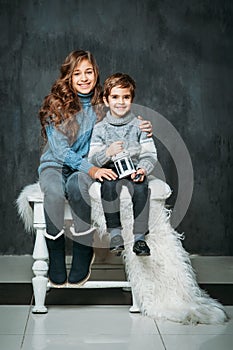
[72,59,96,94]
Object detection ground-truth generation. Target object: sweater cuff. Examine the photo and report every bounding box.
[78,158,94,174]
[137,160,154,175]
[95,150,111,167]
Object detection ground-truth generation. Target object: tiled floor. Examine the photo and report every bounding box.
[0,256,232,349]
[0,305,232,350]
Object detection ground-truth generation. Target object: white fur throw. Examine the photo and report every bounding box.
[16,178,227,324]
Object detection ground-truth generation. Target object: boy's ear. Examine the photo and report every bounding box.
[103,96,109,107]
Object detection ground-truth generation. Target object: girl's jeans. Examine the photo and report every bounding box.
[39,167,93,239]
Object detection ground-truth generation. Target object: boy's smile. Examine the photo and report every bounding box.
[104,86,132,118]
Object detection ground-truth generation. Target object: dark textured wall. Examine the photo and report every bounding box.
[0,0,232,255]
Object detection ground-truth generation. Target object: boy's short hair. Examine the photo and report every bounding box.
[103,73,136,101]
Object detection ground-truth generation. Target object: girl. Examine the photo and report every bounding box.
[38,50,152,287]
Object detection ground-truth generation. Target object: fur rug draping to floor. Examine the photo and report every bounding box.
[16,180,228,324]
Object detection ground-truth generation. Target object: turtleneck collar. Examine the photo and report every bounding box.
[78,91,94,108]
[106,111,135,126]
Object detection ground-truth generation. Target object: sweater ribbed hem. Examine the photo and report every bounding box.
[38,160,93,175]
[95,150,111,166]
[137,160,154,175]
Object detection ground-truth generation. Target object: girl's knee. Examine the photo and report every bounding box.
[66,172,92,204]
[66,174,81,200]
[44,182,64,201]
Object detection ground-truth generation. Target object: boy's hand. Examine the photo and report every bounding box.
[106,141,124,157]
[137,116,153,137]
[131,168,146,182]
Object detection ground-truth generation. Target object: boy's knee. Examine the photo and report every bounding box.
[101,180,118,201]
[101,179,116,190]
[133,182,149,196]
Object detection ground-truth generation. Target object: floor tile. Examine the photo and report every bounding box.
[22,334,165,350]
[162,334,233,350]
[25,305,158,335]
[156,306,233,335]
[0,305,30,334]
[1,303,233,350]
[0,335,23,350]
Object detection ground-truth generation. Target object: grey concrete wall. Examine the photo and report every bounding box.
[0,0,232,255]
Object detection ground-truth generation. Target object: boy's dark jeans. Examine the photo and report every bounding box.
[101,176,150,236]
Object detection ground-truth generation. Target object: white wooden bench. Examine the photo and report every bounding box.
[17,177,172,314]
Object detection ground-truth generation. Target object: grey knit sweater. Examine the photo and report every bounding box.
[88,111,157,175]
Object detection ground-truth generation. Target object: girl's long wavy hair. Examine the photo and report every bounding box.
[39,50,103,144]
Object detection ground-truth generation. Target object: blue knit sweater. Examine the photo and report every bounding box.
[38,93,96,175]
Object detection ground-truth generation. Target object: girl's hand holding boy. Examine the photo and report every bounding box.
[88,166,117,182]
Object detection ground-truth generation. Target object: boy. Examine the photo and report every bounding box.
[88,73,157,256]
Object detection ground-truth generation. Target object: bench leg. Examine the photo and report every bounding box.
[32,228,49,313]
[32,273,48,314]
[129,289,141,313]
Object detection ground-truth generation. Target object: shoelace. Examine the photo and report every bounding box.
[137,241,147,247]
